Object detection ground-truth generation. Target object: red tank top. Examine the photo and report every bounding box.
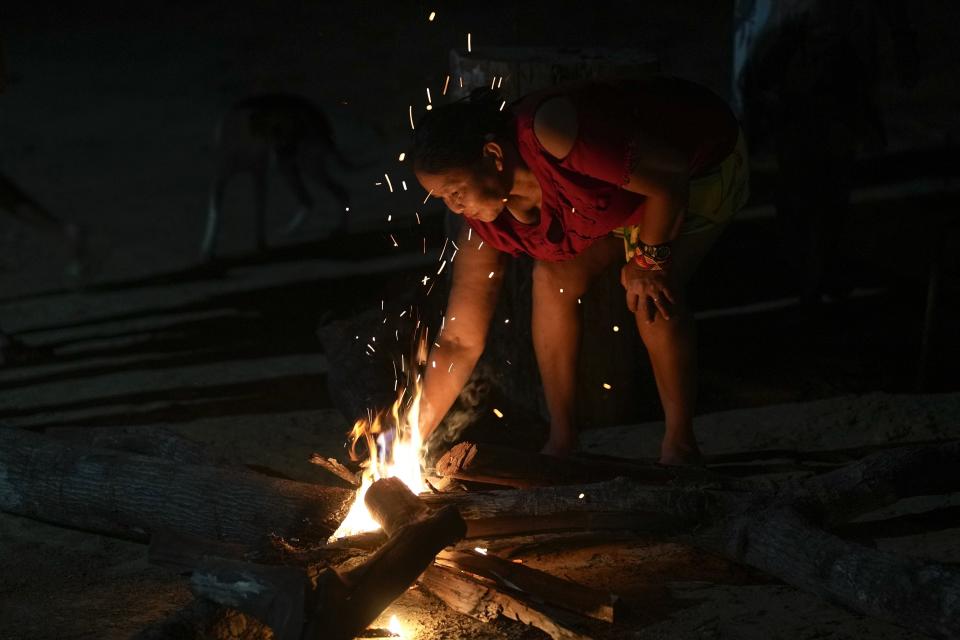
[466,77,738,261]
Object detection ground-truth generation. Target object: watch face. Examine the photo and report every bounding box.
[645,244,671,261]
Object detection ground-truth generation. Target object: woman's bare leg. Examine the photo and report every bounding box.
[635,223,727,465]
[532,237,621,456]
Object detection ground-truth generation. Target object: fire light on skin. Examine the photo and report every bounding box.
[330,338,430,540]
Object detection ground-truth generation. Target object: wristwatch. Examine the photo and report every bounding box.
[639,242,672,263]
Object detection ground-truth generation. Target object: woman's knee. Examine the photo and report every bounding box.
[532,260,589,299]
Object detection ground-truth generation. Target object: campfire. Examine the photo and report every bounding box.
[330,338,429,541]
[5,330,957,639]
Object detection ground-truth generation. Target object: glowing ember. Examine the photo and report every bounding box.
[474,547,488,555]
[330,338,430,540]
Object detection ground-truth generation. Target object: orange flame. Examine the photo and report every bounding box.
[330,336,429,540]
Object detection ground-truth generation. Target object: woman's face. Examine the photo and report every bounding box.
[415,157,507,223]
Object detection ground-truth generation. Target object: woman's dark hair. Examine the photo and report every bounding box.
[413,87,514,173]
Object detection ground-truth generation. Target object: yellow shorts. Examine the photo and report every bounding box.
[614,129,750,261]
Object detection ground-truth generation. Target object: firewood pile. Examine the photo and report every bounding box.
[1,428,960,639]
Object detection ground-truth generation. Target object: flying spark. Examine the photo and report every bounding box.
[428,11,436,21]
[408,105,415,130]
[398,152,405,161]
[467,33,472,52]
[493,408,504,418]
[384,173,394,192]
[442,75,450,95]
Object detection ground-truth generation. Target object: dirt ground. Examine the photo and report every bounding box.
[1,2,960,639]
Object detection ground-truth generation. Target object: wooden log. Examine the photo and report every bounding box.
[190,558,308,640]
[791,440,960,526]
[435,440,717,488]
[419,564,593,640]
[464,511,679,538]
[46,425,217,466]
[436,549,622,623]
[0,427,352,545]
[149,529,254,574]
[422,476,730,526]
[700,506,960,640]
[364,476,429,535]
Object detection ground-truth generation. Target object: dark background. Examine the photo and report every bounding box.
[1,2,960,639]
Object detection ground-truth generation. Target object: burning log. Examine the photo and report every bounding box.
[435,440,716,488]
[0,428,352,545]
[146,493,466,640]
[304,500,466,640]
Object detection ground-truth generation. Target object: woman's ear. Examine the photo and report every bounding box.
[482,141,505,171]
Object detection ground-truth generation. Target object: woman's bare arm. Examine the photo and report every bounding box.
[418,223,507,441]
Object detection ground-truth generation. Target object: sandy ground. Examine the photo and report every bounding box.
[3,391,959,640]
[2,2,960,639]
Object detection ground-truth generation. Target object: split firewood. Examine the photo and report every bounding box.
[435,440,717,488]
[363,477,606,639]
[418,564,593,640]
[0,428,353,545]
[435,549,622,623]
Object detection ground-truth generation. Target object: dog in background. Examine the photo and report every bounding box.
[201,93,354,259]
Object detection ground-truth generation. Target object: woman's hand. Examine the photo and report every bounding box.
[620,261,677,323]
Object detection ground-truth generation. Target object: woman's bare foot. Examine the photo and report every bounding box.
[659,439,704,466]
[540,436,578,458]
